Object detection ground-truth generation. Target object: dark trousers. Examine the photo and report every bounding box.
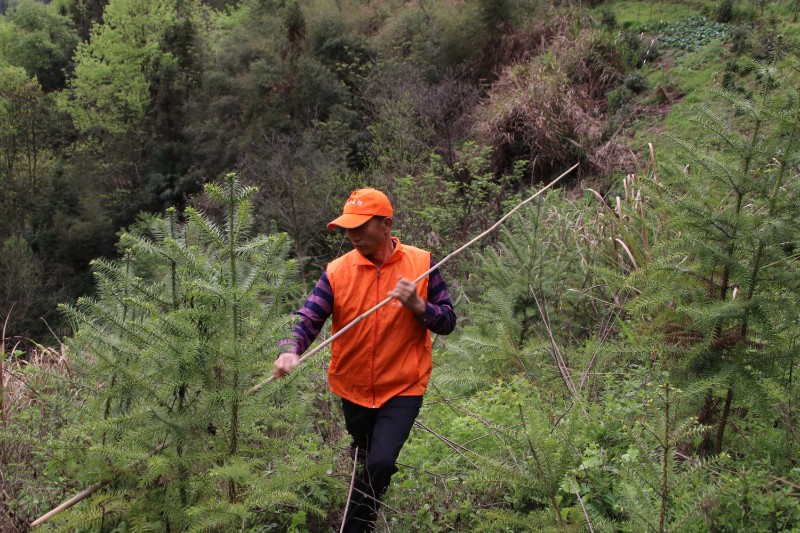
[340,395,422,533]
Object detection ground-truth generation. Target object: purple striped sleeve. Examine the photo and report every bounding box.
[279,259,456,355]
[278,271,334,355]
[419,259,456,335]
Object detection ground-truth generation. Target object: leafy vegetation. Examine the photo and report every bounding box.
[656,16,730,51]
[2,0,800,531]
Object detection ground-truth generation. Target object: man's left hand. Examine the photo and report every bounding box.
[388,277,426,317]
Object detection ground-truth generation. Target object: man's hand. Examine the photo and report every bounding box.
[388,277,426,317]
[273,352,300,379]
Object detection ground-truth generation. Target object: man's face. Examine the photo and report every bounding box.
[345,216,391,260]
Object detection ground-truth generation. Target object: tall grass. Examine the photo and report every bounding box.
[0,341,74,530]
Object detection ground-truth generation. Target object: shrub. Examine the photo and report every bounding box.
[708,468,800,531]
[623,71,647,93]
[475,24,638,177]
[607,85,632,114]
[599,8,616,29]
[716,0,735,23]
[730,24,753,55]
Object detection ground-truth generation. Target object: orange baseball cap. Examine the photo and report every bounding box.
[327,188,393,229]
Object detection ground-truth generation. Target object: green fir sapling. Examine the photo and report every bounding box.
[49,174,325,531]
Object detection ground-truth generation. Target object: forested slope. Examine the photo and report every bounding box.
[1,0,799,531]
[0,0,652,339]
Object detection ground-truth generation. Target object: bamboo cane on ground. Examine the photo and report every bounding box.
[30,440,171,527]
[339,445,359,533]
[30,162,579,528]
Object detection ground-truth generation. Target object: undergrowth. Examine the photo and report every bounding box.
[3,1,800,532]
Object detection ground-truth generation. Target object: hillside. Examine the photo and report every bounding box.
[2,0,800,531]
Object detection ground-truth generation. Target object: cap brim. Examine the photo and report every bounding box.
[326,213,373,230]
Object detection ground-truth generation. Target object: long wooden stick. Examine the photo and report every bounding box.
[1,305,12,428]
[30,440,171,527]
[571,480,595,533]
[30,479,112,528]
[249,162,578,393]
[530,287,588,418]
[339,445,359,533]
[31,162,578,527]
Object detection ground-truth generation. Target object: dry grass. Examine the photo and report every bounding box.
[1,343,73,532]
[474,18,637,178]
[589,140,637,177]
[489,7,584,72]
[3,344,71,418]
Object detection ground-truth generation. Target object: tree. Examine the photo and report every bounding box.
[0,66,49,235]
[60,0,178,138]
[628,61,800,456]
[58,0,204,228]
[2,0,79,92]
[0,235,60,339]
[240,128,351,277]
[48,176,325,530]
[62,0,109,42]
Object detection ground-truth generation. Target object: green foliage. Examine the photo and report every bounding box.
[716,0,735,23]
[571,368,740,531]
[612,383,722,531]
[5,1,800,530]
[624,60,800,462]
[708,467,800,531]
[0,0,79,91]
[434,187,644,444]
[362,61,440,178]
[59,0,179,137]
[43,0,205,272]
[393,378,584,531]
[57,0,109,42]
[390,145,519,263]
[597,1,701,29]
[239,127,352,278]
[624,71,647,93]
[0,65,57,245]
[0,235,61,340]
[0,344,77,530]
[40,175,315,530]
[648,66,798,364]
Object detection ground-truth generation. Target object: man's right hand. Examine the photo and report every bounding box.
[273,352,300,379]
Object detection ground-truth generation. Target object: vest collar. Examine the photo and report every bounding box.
[349,236,404,268]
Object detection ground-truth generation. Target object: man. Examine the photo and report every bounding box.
[273,188,456,532]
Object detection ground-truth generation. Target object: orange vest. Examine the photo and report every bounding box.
[326,238,431,408]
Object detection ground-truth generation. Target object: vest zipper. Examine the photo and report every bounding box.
[372,267,379,407]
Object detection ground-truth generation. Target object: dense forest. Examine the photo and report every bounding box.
[2,0,799,530]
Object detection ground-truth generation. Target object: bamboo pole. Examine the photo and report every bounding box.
[339,445,359,533]
[31,480,111,528]
[31,162,578,527]
[249,162,579,394]
[571,480,595,533]
[30,440,171,527]
[1,306,12,429]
